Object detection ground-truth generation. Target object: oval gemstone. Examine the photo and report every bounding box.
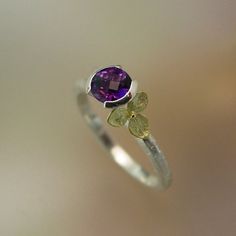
[90,66,132,103]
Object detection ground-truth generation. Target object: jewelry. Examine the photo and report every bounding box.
[76,65,172,190]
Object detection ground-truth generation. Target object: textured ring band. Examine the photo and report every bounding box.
[76,65,172,190]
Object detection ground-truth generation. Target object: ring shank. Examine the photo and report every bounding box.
[76,80,172,190]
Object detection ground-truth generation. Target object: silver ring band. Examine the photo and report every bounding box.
[76,67,172,190]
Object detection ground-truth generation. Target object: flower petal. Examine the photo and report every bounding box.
[127,92,148,113]
[128,114,149,138]
[107,108,130,127]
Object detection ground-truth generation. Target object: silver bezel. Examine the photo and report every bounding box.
[87,65,138,109]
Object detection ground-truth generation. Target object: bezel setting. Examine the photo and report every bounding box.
[87,65,138,108]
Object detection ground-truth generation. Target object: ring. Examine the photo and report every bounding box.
[76,65,172,190]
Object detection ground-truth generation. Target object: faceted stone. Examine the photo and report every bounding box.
[90,67,132,103]
[107,108,130,127]
[128,92,148,113]
[128,114,149,139]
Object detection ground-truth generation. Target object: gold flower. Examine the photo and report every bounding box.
[107,92,149,139]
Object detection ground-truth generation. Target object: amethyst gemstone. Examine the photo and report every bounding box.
[90,66,132,103]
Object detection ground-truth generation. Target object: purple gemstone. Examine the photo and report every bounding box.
[90,66,132,103]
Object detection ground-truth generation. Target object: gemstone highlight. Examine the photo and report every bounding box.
[90,66,132,103]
